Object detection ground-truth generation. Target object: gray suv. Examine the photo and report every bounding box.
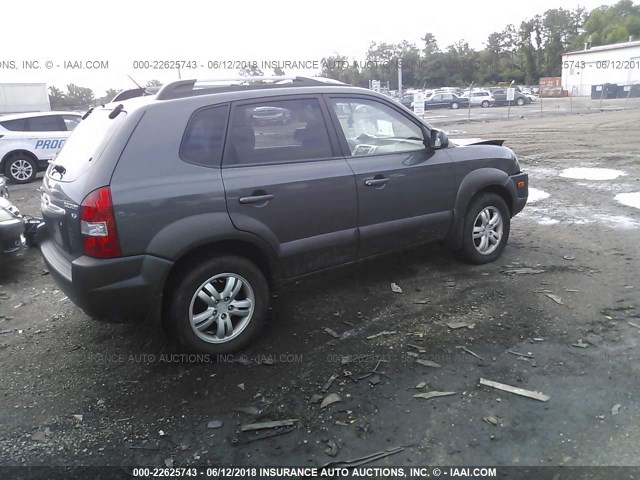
[39,77,528,354]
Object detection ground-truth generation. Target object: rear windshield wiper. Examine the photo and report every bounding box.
[109,104,124,119]
[52,164,66,178]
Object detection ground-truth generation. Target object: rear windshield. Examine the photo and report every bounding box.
[48,108,127,182]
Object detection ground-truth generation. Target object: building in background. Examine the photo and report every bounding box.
[0,83,50,114]
[562,39,640,97]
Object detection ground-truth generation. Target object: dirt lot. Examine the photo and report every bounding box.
[1,107,639,475]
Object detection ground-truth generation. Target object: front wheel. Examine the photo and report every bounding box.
[459,193,510,264]
[166,255,269,354]
[4,155,37,184]
[516,97,525,106]
[450,102,460,110]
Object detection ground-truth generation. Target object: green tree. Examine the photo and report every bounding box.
[146,79,162,87]
[48,86,65,110]
[65,84,94,110]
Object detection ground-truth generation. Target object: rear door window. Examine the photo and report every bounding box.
[63,115,81,131]
[224,98,333,166]
[27,115,65,132]
[180,105,229,166]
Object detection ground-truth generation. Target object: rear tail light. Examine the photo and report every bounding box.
[80,186,121,258]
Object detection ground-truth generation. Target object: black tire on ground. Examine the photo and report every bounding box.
[451,102,460,109]
[4,154,37,184]
[516,97,525,106]
[458,193,510,265]
[166,255,269,355]
[481,100,490,108]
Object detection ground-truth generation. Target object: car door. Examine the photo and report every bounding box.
[425,94,441,109]
[492,89,506,104]
[222,96,358,278]
[325,95,457,259]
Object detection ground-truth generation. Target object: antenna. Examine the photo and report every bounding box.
[127,75,143,88]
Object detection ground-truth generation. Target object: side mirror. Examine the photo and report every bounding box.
[430,129,449,149]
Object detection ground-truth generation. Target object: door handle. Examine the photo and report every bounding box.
[239,194,275,204]
[364,178,390,187]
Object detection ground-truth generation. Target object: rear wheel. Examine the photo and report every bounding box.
[166,255,269,354]
[481,100,490,108]
[451,102,460,109]
[516,97,525,106]
[4,154,37,184]
[459,193,510,264]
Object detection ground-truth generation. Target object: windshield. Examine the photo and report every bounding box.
[48,108,127,182]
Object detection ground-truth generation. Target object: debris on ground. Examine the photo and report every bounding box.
[309,394,324,405]
[31,431,46,441]
[407,343,426,353]
[323,327,341,339]
[233,406,260,415]
[447,321,475,330]
[237,383,245,390]
[572,339,589,348]
[612,404,622,416]
[390,283,403,293]
[321,374,339,392]
[507,350,534,359]
[164,458,174,467]
[414,391,456,400]
[368,375,381,386]
[207,420,223,429]
[366,330,397,340]
[483,416,499,426]
[320,446,404,468]
[563,255,575,260]
[235,426,295,444]
[320,393,342,408]
[628,321,640,329]
[545,294,564,305]
[415,359,442,368]
[459,346,484,360]
[415,381,427,389]
[72,415,83,421]
[479,378,550,402]
[324,439,340,457]
[240,419,299,432]
[501,267,546,275]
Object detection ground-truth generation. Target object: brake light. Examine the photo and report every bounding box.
[80,186,121,258]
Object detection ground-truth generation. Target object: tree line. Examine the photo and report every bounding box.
[319,0,640,88]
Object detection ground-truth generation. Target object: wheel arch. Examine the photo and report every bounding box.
[446,168,515,250]
[1,149,38,169]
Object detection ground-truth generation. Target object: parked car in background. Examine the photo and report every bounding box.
[0,111,82,183]
[0,176,24,258]
[400,94,414,108]
[39,76,528,354]
[490,89,531,106]
[461,91,495,108]
[424,92,469,109]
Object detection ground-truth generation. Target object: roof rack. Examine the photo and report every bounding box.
[156,76,348,100]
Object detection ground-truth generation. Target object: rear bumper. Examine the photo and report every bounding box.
[510,172,528,216]
[0,218,25,254]
[40,239,173,321]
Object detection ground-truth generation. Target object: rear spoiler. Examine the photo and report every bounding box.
[111,87,160,102]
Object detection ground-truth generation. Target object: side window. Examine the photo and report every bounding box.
[180,104,229,166]
[443,94,453,100]
[63,115,81,131]
[0,118,27,131]
[432,94,442,101]
[225,98,332,166]
[27,115,65,132]
[330,98,424,157]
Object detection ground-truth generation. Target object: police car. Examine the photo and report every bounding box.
[0,112,82,184]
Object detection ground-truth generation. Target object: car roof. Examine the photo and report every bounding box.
[0,111,82,121]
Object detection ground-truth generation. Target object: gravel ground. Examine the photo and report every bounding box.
[0,107,639,476]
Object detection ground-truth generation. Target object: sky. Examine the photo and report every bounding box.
[0,0,617,95]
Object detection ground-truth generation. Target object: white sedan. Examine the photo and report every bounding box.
[0,111,82,183]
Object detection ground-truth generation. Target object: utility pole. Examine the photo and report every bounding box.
[467,81,474,121]
[397,59,403,101]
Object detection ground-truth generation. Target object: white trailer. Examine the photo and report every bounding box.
[0,83,51,114]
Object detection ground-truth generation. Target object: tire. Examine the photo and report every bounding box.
[4,154,37,184]
[481,100,490,108]
[451,102,460,110]
[458,193,510,264]
[166,255,269,354]
[516,97,525,106]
